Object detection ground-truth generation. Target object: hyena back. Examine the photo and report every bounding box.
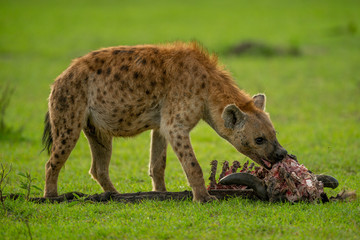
[43,42,287,202]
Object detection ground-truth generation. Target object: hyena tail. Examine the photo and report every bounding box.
[41,111,53,155]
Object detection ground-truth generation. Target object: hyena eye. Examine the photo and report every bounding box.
[255,137,266,145]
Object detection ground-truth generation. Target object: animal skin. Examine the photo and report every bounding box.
[42,42,287,202]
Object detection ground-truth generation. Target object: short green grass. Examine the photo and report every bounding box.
[0,0,359,239]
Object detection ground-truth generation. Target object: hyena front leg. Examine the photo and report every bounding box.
[163,127,217,202]
[83,124,117,193]
[149,129,168,192]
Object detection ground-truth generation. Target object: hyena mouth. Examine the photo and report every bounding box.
[261,159,272,169]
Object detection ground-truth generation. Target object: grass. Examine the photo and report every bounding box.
[0,0,359,239]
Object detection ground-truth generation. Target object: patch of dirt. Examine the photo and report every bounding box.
[226,40,301,57]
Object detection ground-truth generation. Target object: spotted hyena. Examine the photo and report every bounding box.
[42,42,287,202]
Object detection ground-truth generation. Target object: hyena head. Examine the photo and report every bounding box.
[221,94,287,169]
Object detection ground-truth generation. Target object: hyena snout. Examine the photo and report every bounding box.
[273,147,288,162]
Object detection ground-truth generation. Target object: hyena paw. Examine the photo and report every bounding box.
[194,194,218,203]
[44,190,58,198]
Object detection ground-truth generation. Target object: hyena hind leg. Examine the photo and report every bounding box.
[149,129,168,192]
[44,114,84,198]
[83,122,117,193]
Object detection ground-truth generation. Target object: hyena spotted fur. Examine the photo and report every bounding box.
[43,42,287,202]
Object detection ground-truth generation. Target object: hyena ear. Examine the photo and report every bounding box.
[253,93,266,111]
[222,104,247,130]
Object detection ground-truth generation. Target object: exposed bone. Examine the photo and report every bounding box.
[329,190,356,201]
[241,160,249,172]
[248,162,255,171]
[219,161,229,180]
[231,161,241,173]
[208,160,218,189]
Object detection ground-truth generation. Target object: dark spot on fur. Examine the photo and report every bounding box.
[106,68,111,75]
[145,90,150,95]
[133,72,140,79]
[120,65,129,72]
[57,94,69,112]
[118,118,123,123]
[150,81,156,87]
[54,154,59,159]
[114,73,120,80]
[176,142,182,147]
[191,162,196,167]
[142,59,147,65]
[61,139,66,145]
[162,156,166,162]
[184,145,190,149]
[201,82,206,89]
[66,128,73,134]
[68,72,74,80]
[179,152,183,158]
[61,150,65,155]
[97,69,102,75]
[51,163,56,170]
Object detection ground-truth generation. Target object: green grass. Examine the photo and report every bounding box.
[0,0,359,239]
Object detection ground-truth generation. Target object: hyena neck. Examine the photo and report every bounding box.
[203,70,255,138]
